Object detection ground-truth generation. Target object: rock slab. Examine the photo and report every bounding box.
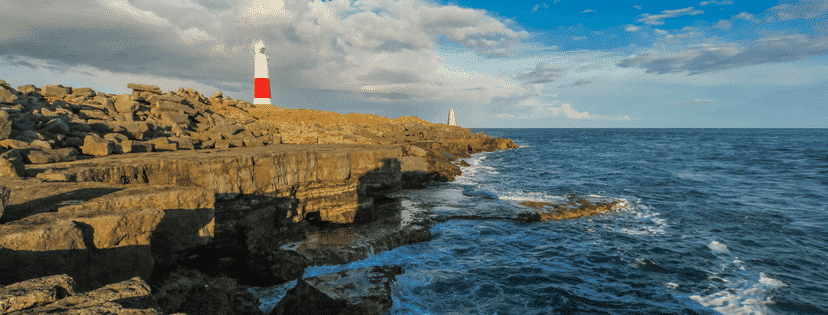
[271,266,403,315]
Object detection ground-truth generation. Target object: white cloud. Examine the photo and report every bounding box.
[581,9,596,13]
[655,29,669,35]
[98,0,174,26]
[700,1,732,6]
[638,7,704,25]
[625,25,641,32]
[633,5,643,10]
[0,0,529,108]
[531,2,549,13]
[496,97,632,121]
[618,34,828,75]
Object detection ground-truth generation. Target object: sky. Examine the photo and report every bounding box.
[1,0,827,128]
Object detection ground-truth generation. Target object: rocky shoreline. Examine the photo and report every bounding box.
[0,79,518,314]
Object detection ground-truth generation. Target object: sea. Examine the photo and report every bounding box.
[254,129,828,315]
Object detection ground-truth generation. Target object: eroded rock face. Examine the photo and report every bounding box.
[0,179,216,291]
[271,266,403,315]
[25,144,402,225]
[0,275,161,314]
[0,274,76,313]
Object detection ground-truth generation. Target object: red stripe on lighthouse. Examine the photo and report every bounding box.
[254,78,271,98]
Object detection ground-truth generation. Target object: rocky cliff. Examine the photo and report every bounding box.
[0,79,516,314]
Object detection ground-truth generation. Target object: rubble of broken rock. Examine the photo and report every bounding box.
[0,79,517,314]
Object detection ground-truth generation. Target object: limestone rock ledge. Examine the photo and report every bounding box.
[0,274,161,314]
[0,179,215,292]
[24,144,402,224]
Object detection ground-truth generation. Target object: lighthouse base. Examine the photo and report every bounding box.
[253,98,271,105]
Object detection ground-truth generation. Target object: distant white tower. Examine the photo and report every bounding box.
[447,108,456,126]
[252,40,271,105]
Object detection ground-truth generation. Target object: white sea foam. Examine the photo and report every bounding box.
[709,241,730,253]
[452,152,493,185]
[690,273,787,315]
[497,191,568,203]
[616,201,668,235]
[666,282,679,289]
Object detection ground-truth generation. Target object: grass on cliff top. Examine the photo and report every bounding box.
[248,105,432,128]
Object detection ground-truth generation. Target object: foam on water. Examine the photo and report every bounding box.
[690,273,787,315]
[708,240,730,253]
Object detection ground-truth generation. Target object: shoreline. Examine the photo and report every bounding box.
[0,79,517,314]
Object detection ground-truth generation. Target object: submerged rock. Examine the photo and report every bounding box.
[519,196,626,221]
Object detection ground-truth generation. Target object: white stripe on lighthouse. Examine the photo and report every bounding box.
[252,40,271,105]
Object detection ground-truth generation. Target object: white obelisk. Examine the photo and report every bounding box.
[448,108,456,126]
[252,40,271,105]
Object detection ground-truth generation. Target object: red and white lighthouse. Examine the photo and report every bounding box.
[252,40,271,105]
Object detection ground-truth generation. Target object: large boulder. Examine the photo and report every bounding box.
[81,134,115,156]
[0,149,25,177]
[0,88,18,104]
[271,266,403,315]
[0,275,161,314]
[115,95,140,113]
[21,147,79,164]
[0,110,11,140]
[161,111,191,126]
[157,101,197,116]
[71,87,96,98]
[127,83,162,95]
[41,84,72,99]
[42,118,70,135]
[0,274,77,313]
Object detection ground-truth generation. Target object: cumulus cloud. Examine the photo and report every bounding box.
[633,5,643,10]
[637,7,704,25]
[514,63,563,85]
[0,0,528,106]
[669,99,717,105]
[581,9,596,13]
[617,34,828,75]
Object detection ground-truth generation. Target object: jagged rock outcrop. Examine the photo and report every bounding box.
[0,275,161,314]
[0,179,215,291]
[271,266,403,315]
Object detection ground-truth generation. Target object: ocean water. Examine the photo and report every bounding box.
[261,129,828,314]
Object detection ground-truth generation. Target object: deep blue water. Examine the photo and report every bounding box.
[259,129,828,314]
